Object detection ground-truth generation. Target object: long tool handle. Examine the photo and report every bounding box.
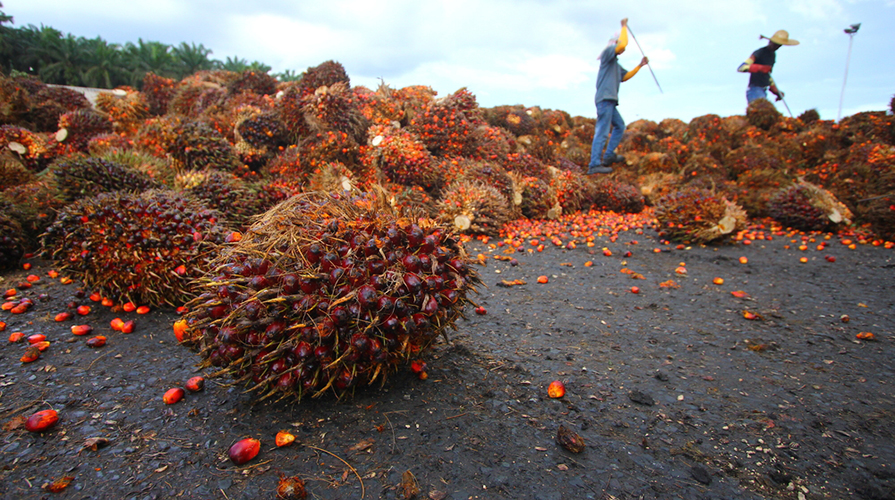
[626,25,663,93]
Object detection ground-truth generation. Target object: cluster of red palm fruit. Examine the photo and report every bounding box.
[653,187,747,244]
[40,189,228,306]
[179,192,480,401]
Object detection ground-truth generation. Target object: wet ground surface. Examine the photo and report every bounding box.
[1,222,894,500]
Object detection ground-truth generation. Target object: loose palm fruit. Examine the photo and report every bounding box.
[548,380,565,398]
[229,438,261,465]
[25,409,59,432]
[163,388,185,404]
[185,376,205,392]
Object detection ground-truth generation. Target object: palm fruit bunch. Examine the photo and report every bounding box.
[180,191,481,401]
[437,180,512,235]
[94,89,150,136]
[389,185,438,218]
[654,187,747,244]
[823,142,894,209]
[361,124,440,190]
[637,172,681,206]
[837,111,892,146]
[548,168,590,213]
[273,83,312,142]
[730,168,794,217]
[299,130,361,175]
[509,173,556,220]
[391,85,438,125]
[57,108,113,152]
[767,181,853,232]
[301,82,369,143]
[681,153,725,181]
[722,144,783,180]
[142,73,179,115]
[465,125,515,162]
[0,213,26,271]
[460,160,516,208]
[485,105,536,138]
[355,82,405,125]
[863,196,895,242]
[2,181,64,246]
[235,109,288,150]
[0,125,53,171]
[41,189,228,307]
[408,88,480,157]
[87,133,132,156]
[296,60,350,98]
[228,70,279,97]
[169,84,227,118]
[588,178,645,214]
[797,108,821,125]
[688,113,729,144]
[746,98,782,131]
[0,74,34,126]
[180,169,290,228]
[266,146,312,186]
[134,115,181,158]
[28,86,90,131]
[637,152,677,175]
[51,155,161,202]
[501,152,551,181]
[0,155,37,190]
[167,120,240,173]
[654,135,693,166]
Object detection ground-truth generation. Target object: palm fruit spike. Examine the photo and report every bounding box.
[57,109,113,152]
[40,189,228,307]
[767,180,853,232]
[179,191,481,402]
[437,179,513,236]
[654,187,747,244]
[0,214,26,272]
[361,124,440,190]
[167,120,240,174]
[50,155,161,202]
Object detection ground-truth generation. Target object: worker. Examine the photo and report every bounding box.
[738,30,799,104]
[587,18,649,175]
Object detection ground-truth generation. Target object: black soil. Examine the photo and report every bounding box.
[1,225,894,500]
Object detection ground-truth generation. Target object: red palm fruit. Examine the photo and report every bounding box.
[475,306,487,315]
[185,376,205,392]
[163,387,185,404]
[276,474,307,500]
[0,321,5,331]
[86,335,106,348]
[76,305,90,315]
[136,306,150,314]
[21,345,40,363]
[173,319,188,342]
[101,297,114,307]
[26,274,39,282]
[121,320,135,333]
[228,438,261,465]
[10,304,27,314]
[4,289,16,297]
[110,318,125,331]
[27,333,47,344]
[548,380,566,398]
[71,325,93,336]
[9,331,25,342]
[54,312,72,322]
[123,302,136,312]
[25,409,59,432]
[34,341,50,351]
[89,292,101,301]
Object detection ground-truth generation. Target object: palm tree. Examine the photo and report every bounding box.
[123,38,176,86]
[171,41,215,79]
[81,36,126,88]
[221,55,250,73]
[32,29,86,85]
[275,69,303,82]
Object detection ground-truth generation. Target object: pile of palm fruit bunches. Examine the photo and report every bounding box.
[1,63,893,400]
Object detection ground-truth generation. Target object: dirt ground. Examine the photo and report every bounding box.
[1,216,894,500]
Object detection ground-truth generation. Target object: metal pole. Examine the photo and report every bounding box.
[838,24,860,122]
[626,26,663,93]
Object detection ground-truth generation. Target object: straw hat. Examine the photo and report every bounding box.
[765,30,799,46]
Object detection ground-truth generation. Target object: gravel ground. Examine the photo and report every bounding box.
[1,221,894,500]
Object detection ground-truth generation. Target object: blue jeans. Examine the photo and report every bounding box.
[746,86,767,104]
[589,100,625,168]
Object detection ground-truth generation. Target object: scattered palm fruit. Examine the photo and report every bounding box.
[24,409,59,432]
[41,189,228,307]
[713,277,724,285]
[110,318,125,331]
[276,474,307,500]
[548,380,565,398]
[163,387,185,404]
[185,376,205,392]
[55,312,72,322]
[9,331,25,342]
[71,325,93,336]
[86,335,106,348]
[120,320,135,333]
[228,437,261,465]
[21,345,40,363]
[556,425,585,453]
[181,192,481,402]
[275,430,296,447]
[856,332,875,340]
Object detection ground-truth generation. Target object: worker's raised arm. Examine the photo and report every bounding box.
[616,18,629,54]
[622,57,649,82]
[737,55,771,73]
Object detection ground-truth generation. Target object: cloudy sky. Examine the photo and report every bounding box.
[5,0,893,123]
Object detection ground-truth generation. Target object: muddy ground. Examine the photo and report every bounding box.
[1,220,894,500]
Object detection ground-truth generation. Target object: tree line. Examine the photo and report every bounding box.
[0,3,301,89]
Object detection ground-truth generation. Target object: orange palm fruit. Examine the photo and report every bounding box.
[121,320,135,333]
[548,380,565,398]
[71,325,93,336]
[54,312,72,322]
[537,275,548,284]
[110,318,125,331]
[136,306,150,315]
[122,302,136,312]
[9,331,25,342]
[21,345,40,363]
[185,376,205,392]
[275,431,296,447]
[163,388,185,404]
[86,336,106,348]
[173,319,188,342]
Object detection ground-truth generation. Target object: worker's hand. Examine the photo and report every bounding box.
[621,18,628,27]
[775,90,784,101]
[640,57,649,67]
